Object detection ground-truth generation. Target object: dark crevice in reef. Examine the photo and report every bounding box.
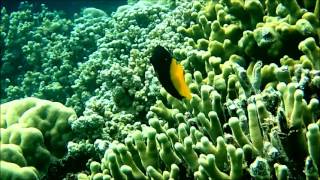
[44,151,99,180]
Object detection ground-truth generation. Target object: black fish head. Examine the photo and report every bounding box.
[150,45,172,68]
[149,45,184,100]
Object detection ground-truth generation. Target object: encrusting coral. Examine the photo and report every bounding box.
[1,0,320,179]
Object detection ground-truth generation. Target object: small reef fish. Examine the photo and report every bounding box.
[150,45,192,100]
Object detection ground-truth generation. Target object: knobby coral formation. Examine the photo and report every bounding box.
[0,97,76,179]
[1,0,320,179]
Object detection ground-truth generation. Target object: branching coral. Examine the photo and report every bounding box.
[76,0,320,179]
[68,0,191,148]
[1,0,320,179]
[0,2,108,106]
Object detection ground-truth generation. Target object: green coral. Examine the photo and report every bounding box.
[0,97,76,179]
[0,161,39,180]
[0,2,107,107]
[1,125,51,177]
[77,0,320,179]
[68,1,186,150]
[1,0,320,179]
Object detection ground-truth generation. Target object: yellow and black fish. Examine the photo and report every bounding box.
[150,45,192,100]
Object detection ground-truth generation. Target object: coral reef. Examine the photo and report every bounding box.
[0,97,76,179]
[1,0,320,179]
[77,0,320,179]
[0,2,108,105]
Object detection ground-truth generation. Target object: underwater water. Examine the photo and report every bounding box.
[1,0,320,180]
[2,0,127,16]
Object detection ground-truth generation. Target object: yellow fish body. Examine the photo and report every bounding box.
[150,46,191,100]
